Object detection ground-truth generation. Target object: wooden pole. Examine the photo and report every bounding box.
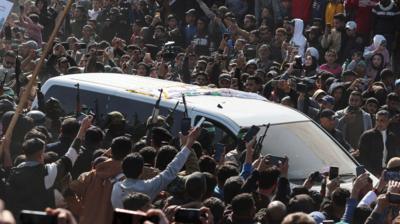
[0,0,74,157]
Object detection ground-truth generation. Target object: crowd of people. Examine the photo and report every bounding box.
[0,0,400,223]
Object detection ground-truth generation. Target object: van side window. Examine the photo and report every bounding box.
[45,85,109,118]
[194,116,237,154]
[45,85,185,134]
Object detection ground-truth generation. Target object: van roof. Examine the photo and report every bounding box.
[43,73,309,127]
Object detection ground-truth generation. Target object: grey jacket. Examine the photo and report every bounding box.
[335,107,373,139]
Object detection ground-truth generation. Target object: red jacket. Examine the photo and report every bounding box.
[345,0,379,34]
[291,0,313,23]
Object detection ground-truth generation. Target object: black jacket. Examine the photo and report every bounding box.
[46,136,74,157]
[358,128,400,175]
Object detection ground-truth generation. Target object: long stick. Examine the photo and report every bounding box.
[0,0,74,157]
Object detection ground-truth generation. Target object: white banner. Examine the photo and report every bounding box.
[0,0,13,31]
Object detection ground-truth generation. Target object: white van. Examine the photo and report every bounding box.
[37,73,367,184]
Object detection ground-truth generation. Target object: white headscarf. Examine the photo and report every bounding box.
[373,34,386,49]
[290,18,307,57]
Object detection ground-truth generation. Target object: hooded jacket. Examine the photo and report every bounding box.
[290,19,307,57]
[363,35,390,66]
[69,159,123,224]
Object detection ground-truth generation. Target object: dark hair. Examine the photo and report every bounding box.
[352,205,372,224]
[216,164,238,186]
[29,13,40,23]
[287,194,315,214]
[333,13,345,22]
[92,149,106,161]
[14,154,26,166]
[380,68,394,80]
[151,127,172,148]
[231,193,255,217]
[111,136,132,160]
[92,156,108,168]
[247,75,263,85]
[61,117,80,138]
[122,153,144,179]
[185,172,207,200]
[133,140,146,152]
[223,176,244,204]
[94,62,105,72]
[23,138,45,156]
[155,145,178,170]
[258,167,281,189]
[192,141,203,159]
[331,188,350,207]
[44,151,59,163]
[85,127,104,145]
[123,192,151,211]
[33,126,52,140]
[139,146,157,166]
[203,172,217,199]
[24,129,47,142]
[350,90,362,98]
[199,155,217,175]
[203,197,225,224]
[275,27,287,35]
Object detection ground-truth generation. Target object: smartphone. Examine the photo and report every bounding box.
[243,125,260,142]
[181,118,191,136]
[214,143,224,162]
[20,210,57,224]
[195,117,206,128]
[356,165,366,177]
[310,171,323,182]
[384,171,400,181]
[174,208,201,224]
[388,192,400,204]
[329,167,339,180]
[112,208,159,224]
[268,155,286,165]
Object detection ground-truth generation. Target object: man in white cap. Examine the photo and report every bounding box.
[342,21,364,62]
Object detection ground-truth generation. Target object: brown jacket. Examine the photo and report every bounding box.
[69,159,123,224]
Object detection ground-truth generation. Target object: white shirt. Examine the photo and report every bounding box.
[381,129,388,167]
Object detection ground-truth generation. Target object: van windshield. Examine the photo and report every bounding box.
[259,121,357,181]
